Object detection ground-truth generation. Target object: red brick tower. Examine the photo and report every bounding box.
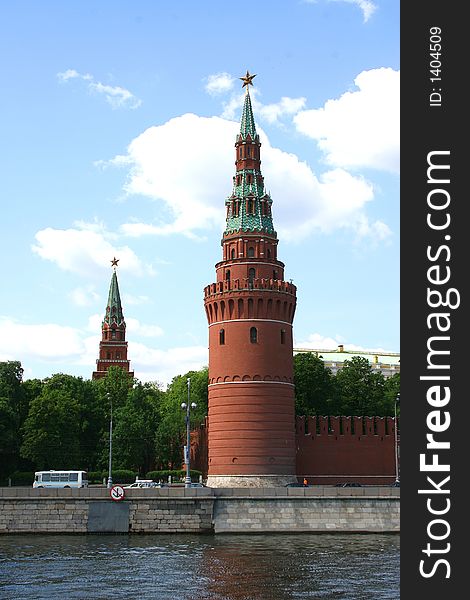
[204,72,297,487]
[92,257,134,380]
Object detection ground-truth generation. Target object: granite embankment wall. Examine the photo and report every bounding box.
[0,487,399,534]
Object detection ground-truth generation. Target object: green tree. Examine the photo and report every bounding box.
[0,361,29,478]
[112,382,163,475]
[98,366,134,411]
[293,352,335,416]
[93,366,137,470]
[380,372,400,416]
[78,379,107,470]
[334,356,386,416]
[155,368,208,470]
[20,374,85,469]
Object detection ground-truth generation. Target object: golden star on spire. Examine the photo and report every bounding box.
[111,257,119,268]
[240,70,256,88]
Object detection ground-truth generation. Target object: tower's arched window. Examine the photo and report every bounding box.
[219,329,225,345]
[231,248,236,259]
[249,268,256,283]
[106,352,111,359]
[281,329,286,344]
[273,270,278,280]
[247,146,251,157]
[248,247,255,258]
[116,352,121,359]
[250,327,258,344]
[226,270,231,281]
[267,249,271,259]
[111,330,116,339]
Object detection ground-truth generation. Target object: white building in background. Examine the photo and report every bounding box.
[293,345,400,378]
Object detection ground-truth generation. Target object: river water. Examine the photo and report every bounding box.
[0,533,399,599]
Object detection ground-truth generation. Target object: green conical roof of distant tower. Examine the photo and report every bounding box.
[103,269,125,326]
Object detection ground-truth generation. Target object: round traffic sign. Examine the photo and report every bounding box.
[110,484,125,501]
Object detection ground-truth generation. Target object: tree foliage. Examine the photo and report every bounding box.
[293,353,336,416]
[112,382,163,476]
[293,352,399,417]
[155,368,208,470]
[21,374,84,469]
[0,362,28,478]
[333,356,386,416]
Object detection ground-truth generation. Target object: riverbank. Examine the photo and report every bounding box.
[0,486,399,534]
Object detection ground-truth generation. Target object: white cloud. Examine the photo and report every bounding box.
[119,114,233,235]
[294,333,342,350]
[128,342,208,387]
[125,318,164,338]
[32,223,151,278]
[57,69,141,109]
[69,285,100,307]
[257,96,307,124]
[221,89,306,126]
[111,113,386,243]
[294,332,387,353]
[0,317,85,362]
[0,314,203,386]
[332,0,377,22]
[205,72,235,95]
[294,68,399,174]
[87,314,103,333]
[303,0,377,23]
[123,293,150,306]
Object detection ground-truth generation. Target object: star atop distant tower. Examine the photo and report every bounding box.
[240,70,256,89]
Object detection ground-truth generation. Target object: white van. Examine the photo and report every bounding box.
[33,470,89,489]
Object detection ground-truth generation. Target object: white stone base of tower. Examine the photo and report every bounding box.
[206,474,297,488]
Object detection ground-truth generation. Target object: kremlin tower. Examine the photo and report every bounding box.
[204,72,297,487]
[92,258,134,380]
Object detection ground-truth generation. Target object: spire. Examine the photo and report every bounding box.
[103,258,125,327]
[239,88,257,140]
[224,71,275,236]
[238,70,257,140]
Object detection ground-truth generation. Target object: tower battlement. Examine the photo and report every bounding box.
[204,278,296,298]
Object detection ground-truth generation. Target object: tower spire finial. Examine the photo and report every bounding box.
[111,256,119,270]
[240,70,256,91]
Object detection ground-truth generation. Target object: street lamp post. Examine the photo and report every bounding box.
[394,392,400,484]
[107,392,113,489]
[181,377,197,488]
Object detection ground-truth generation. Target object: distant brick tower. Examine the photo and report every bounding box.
[92,258,134,380]
[204,72,297,487]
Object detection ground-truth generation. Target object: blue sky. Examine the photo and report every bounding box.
[0,0,399,386]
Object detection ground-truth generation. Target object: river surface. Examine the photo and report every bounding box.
[0,533,399,599]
